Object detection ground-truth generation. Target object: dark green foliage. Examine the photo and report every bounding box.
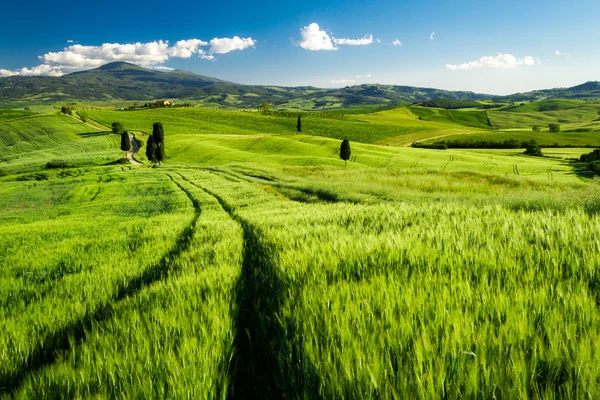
[548,123,561,132]
[120,132,131,156]
[155,142,165,163]
[112,122,125,135]
[421,98,480,109]
[152,122,164,143]
[146,134,157,162]
[524,140,543,156]
[60,106,73,115]
[580,148,600,163]
[297,115,302,132]
[45,160,69,169]
[340,139,351,167]
[532,125,541,132]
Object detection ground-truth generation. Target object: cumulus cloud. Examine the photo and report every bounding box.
[430,32,436,41]
[67,40,74,43]
[298,23,337,51]
[334,34,374,46]
[329,79,355,85]
[1,36,255,77]
[446,53,537,70]
[392,39,403,47]
[209,36,256,54]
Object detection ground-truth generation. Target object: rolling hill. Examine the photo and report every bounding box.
[0,62,495,108]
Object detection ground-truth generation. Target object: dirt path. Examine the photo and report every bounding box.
[128,134,142,165]
[66,114,108,132]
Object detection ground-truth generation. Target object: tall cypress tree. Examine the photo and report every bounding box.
[120,131,131,159]
[152,122,165,165]
[146,133,157,162]
[340,139,351,167]
[297,115,302,133]
[155,142,165,164]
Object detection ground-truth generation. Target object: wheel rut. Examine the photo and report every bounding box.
[0,174,201,395]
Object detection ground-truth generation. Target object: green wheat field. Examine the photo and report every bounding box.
[1,102,599,399]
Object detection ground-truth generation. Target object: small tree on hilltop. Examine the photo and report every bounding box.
[297,115,302,133]
[340,139,351,167]
[120,131,131,159]
[146,133,157,163]
[112,122,125,135]
[548,123,561,133]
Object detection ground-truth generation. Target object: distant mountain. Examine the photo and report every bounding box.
[0,62,598,108]
[500,81,600,101]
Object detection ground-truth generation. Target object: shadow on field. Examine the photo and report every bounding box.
[176,173,321,399]
[0,175,201,395]
[76,132,109,138]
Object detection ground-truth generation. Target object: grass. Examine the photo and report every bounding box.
[1,101,600,398]
[0,114,117,173]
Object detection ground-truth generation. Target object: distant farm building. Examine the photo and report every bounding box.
[156,100,174,107]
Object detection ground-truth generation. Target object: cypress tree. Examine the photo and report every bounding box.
[152,122,164,143]
[297,115,302,132]
[340,139,351,167]
[146,134,157,162]
[155,142,165,165]
[120,131,131,158]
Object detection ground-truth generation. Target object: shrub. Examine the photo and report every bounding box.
[45,160,69,169]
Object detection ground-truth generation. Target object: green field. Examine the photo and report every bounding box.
[1,101,600,398]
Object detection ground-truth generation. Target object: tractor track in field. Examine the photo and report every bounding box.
[8,124,41,151]
[0,175,201,395]
[176,171,298,399]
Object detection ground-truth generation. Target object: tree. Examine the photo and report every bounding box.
[532,125,541,132]
[155,142,165,164]
[146,134,157,162]
[152,122,164,143]
[297,115,302,132]
[548,123,561,133]
[112,122,125,135]
[120,131,131,158]
[524,139,543,156]
[261,102,271,115]
[61,106,73,115]
[340,139,351,167]
[151,122,165,165]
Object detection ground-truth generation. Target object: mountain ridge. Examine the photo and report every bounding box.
[0,62,598,108]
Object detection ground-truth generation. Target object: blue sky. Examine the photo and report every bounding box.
[1,0,599,94]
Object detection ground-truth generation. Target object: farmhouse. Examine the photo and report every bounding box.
[156,100,174,107]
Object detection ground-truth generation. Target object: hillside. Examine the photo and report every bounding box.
[0,62,493,108]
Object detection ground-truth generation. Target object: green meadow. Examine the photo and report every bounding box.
[1,101,599,398]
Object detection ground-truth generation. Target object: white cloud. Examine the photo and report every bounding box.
[298,23,337,51]
[334,34,374,46]
[209,36,256,54]
[355,74,372,78]
[169,39,208,58]
[67,40,74,43]
[329,79,355,85]
[430,32,436,41]
[555,50,569,56]
[392,39,403,47]
[446,53,537,70]
[0,69,18,77]
[1,36,254,77]
[152,65,175,71]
